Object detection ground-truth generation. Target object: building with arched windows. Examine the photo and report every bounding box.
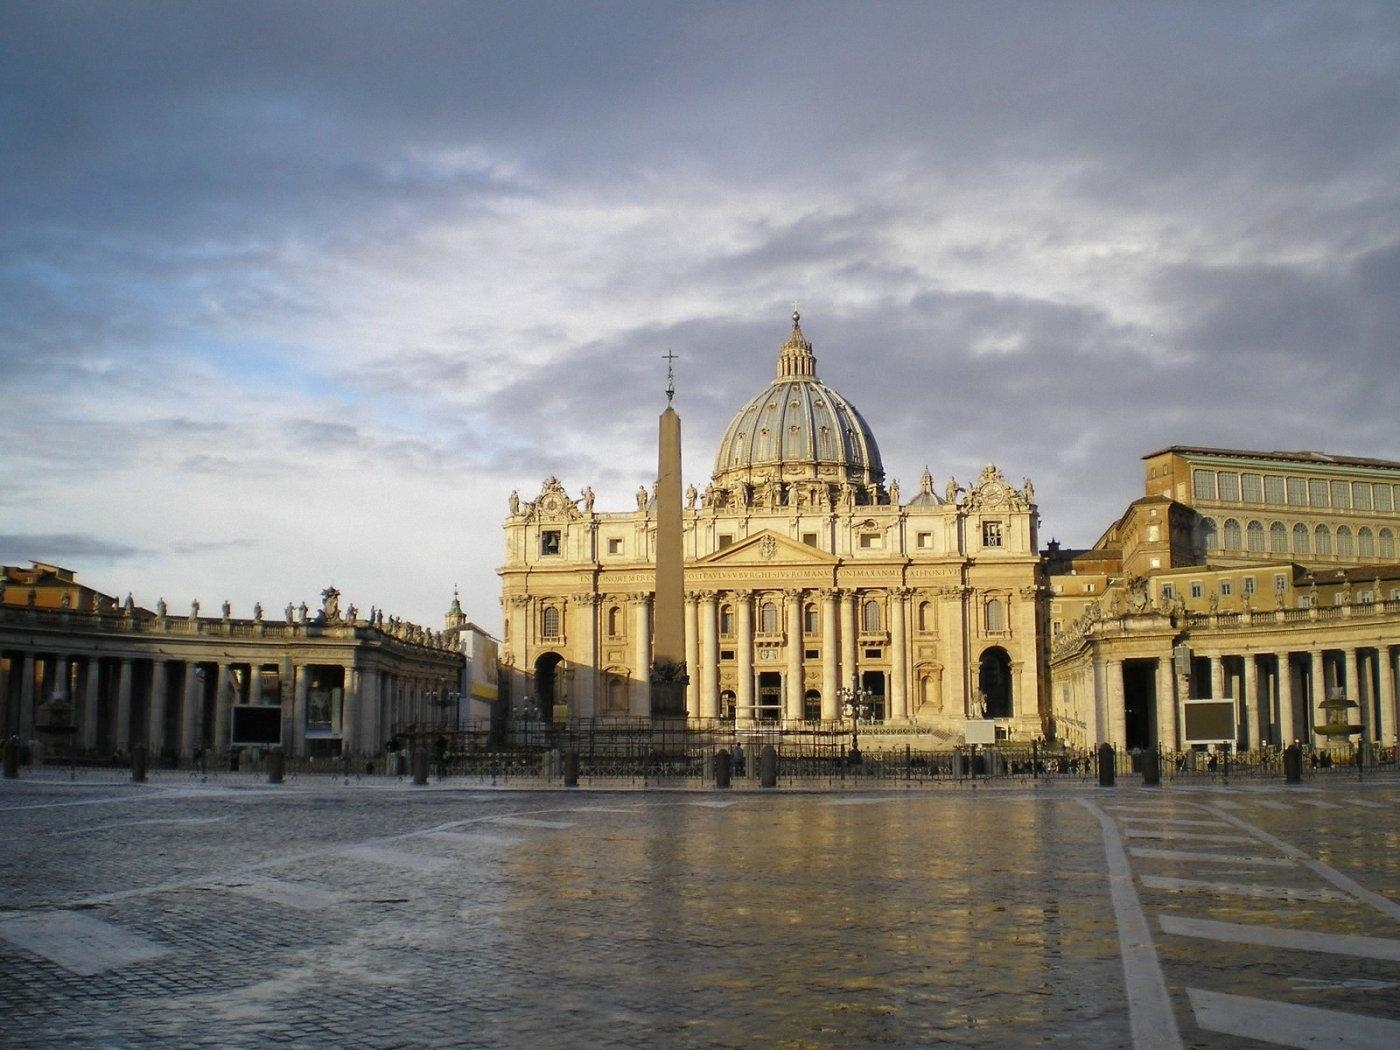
[498,312,1044,742]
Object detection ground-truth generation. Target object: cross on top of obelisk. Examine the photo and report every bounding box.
[663,348,678,403]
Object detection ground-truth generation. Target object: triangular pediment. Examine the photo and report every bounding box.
[695,529,839,567]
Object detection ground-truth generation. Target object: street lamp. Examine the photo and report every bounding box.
[837,675,872,761]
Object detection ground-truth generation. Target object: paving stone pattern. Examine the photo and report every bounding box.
[2,773,1399,1048]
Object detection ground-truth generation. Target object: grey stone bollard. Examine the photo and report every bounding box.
[411,749,429,786]
[3,736,19,779]
[1097,743,1115,787]
[1141,747,1161,786]
[1283,743,1303,784]
[563,750,579,787]
[131,743,148,783]
[267,748,285,784]
[759,744,778,788]
[714,748,732,789]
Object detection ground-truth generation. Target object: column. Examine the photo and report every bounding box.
[820,589,839,720]
[52,656,70,701]
[359,669,381,756]
[82,658,100,751]
[147,660,167,752]
[180,662,201,760]
[18,653,35,740]
[699,592,719,720]
[784,590,803,722]
[1309,649,1325,748]
[293,664,310,756]
[342,666,359,754]
[1210,655,1226,701]
[1345,648,1365,740]
[214,663,233,753]
[1091,656,1107,744]
[889,588,908,721]
[735,591,753,723]
[1378,646,1396,746]
[684,593,700,719]
[1155,656,1177,751]
[115,658,133,751]
[632,594,651,715]
[1242,655,1259,751]
[1279,654,1296,745]
[0,654,9,739]
[1105,659,1126,747]
[839,590,857,697]
[572,594,597,719]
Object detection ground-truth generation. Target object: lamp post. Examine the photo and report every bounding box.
[837,674,872,762]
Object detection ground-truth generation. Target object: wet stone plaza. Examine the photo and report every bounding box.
[2,775,1400,1048]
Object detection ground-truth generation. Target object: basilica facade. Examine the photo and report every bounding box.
[499,313,1043,740]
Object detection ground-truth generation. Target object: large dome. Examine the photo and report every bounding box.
[711,312,884,491]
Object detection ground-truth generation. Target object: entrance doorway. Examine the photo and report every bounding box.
[978,648,1012,718]
[861,670,886,722]
[1122,660,1157,750]
[756,672,782,722]
[534,652,564,723]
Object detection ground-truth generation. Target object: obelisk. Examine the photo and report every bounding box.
[650,351,688,718]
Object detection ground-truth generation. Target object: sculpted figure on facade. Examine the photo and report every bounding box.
[156,597,167,617]
[509,490,520,516]
[583,487,595,514]
[636,485,648,511]
[685,483,697,510]
[888,478,899,505]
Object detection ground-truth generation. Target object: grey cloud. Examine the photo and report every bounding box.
[0,534,150,563]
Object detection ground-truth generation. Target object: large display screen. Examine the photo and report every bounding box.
[231,705,282,746]
[1183,700,1235,744]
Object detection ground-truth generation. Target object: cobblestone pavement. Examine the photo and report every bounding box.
[2,772,1399,1048]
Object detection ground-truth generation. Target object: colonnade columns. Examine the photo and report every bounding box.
[293,665,310,756]
[1278,654,1296,745]
[819,589,839,720]
[342,666,359,755]
[1242,655,1260,750]
[1209,656,1226,703]
[147,660,167,753]
[839,590,857,696]
[115,658,132,752]
[1379,647,1397,745]
[684,594,700,718]
[52,656,70,702]
[735,591,753,724]
[359,670,381,756]
[81,659,100,751]
[698,592,718,720]
[1309,649,1325,747]
[889,588,908,722]
[1091,656,1107,744]
[571,593,598,719]
[632,594,651,716]
[17,654,35,739]
[1104,658,1125,747]
[784,590,803,721]
[213,663,233,753]
[1154,656,1177,751]
[1345,648,1366,740]
[180,662,201,760]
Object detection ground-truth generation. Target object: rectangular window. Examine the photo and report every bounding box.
[1241,473,1262,503]
[1147,524,1160,542]
[1193,470,1217,500]
[607,538,622,555]
[1220,581,1233,597]
[719,649,735,661]
[802,532,818,547]
[1052,620,1062,636]
[805,649,819,660]
[982,521,1003,547]
[1286,477,1306,506]
[1274,574,1288,592]
[1264,475,1285,504]
[1217,472,1240,502]
[859,532,882,549]
[1330,480,1350,509]
[1190,581,1204,599]
[916,531,932,548]
[1375,485,1393,512]
[540,530,561,556]
[1299,594,1312,609]
[1161,584,1175,599]
[1308,479,1329,507]
[1359,591,1374,604]
[1149,556,1161,568]
[864,647,882,659]
[1352,483,1372,510]
[1084,582,1095,593]
[1243,577,1255,596]
[718,535,734,549]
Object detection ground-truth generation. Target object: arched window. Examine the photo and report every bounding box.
[607,675,627,714]
[1200,517,1219,551]
[1246,520,1264,552]
[1223,519,1241,551]
[985,598,1005,633]
[1358,527,1374,558]
[1315,524,1332,555]
[918,601,932,632]
[542,606,561,639]
[1270,522,1288,554]
[803,690,822,721]
[1381,528,1395,560]
[862,599,882,632]
[803,603,818,634]
[1293,523,1310,554]
[1336,525,1354,557]
[607,606,622,639]
[719,604,734,637]
[760,601,778,634]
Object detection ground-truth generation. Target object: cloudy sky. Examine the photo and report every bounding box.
[3,1,1398,632]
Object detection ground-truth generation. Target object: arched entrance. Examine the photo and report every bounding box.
[978,647,1013,719]
[534,652,564,723]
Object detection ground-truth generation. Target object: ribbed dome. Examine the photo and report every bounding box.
[711,312,884,489]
